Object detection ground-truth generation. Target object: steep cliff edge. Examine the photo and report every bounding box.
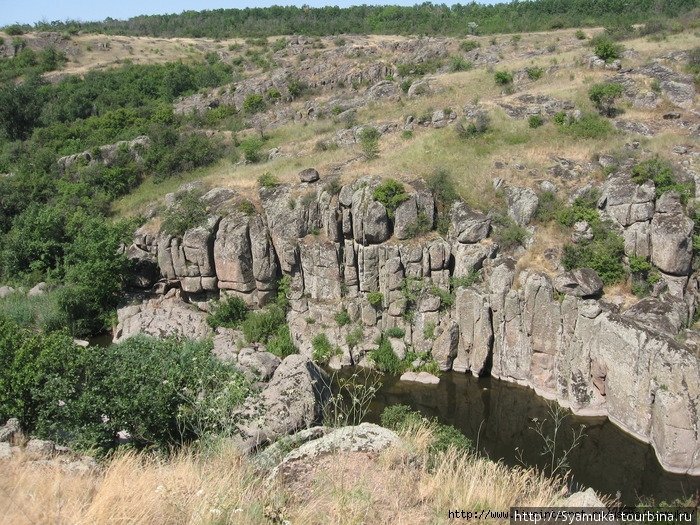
[121,172,700,475]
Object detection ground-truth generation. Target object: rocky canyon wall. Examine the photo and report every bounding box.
[122,173,700,475]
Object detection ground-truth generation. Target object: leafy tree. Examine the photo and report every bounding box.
[588,82,624,116]
[0,77,45,140]
[591,36,623,62]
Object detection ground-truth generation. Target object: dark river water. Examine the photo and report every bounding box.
[335,369,700,505]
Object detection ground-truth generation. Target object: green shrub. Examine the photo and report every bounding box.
[311,333,337,364]
[242,93,265,114]
[208,296,248,329]
[373,179,409,218]
[432,423,472,455]
[591,36,623,62]
[428,170,459,236]
[492,215,529,249]
[528,115,544,128]
[526,66,544,80]
[266,325,298,358]
[257,171,279,187]
[494,70,513,85]
[423,321,436,340]
[240,137,265,163]
[358,126,380,160]
[575,30,587,40]
[631,157,693,201]
[380,404,423,430]
[450,270,481,289]
[380,405,472,456]
[687,47,700,77]
[459,40,480,52]
[367,291,384,308]
[450,56,472,72]
[5,25,24,36]
[346,326,363,348]
[0,290,65,332]
[556,191,600,228]
[401,130,414,140]
[562,233,626,285]
[431,286,455,310]
[456,112,490,138]
[334,309,351,326]
[369,336,405,375]
[242,305,286,343]
[266,88,281,100]
[385,327,405,338]
[400,79,412,93]
[161,191,208,236]
[534,190,563,222]
[237,199,256,215]
[588,82,624,117]
[287,77,308,99]
[396,60,441,77]
[558,113,614,139]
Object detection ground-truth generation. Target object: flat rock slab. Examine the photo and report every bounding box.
[400,371,440,384]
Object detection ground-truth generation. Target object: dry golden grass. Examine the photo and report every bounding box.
[0,425,566,525]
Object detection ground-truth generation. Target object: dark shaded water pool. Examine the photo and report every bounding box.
[339,370,699,505]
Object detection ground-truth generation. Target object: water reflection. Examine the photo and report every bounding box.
[351,370,699,505]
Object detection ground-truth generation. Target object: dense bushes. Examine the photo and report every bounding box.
[380,404,472,456]
[554,112,614,139]
[631,157,693,201]
[33,1,698,39]
[207,296,249,329]
[241,305,286,344]
[0,322,248,453]
[369,335,404,375]
[0,59,233,337]
[373,179,410,219]
[556,191,626,285]
[311,333,338,364]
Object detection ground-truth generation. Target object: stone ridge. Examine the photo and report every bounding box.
[122,173,700,475]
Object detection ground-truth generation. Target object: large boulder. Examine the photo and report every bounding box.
[352,186,390,245]
[553,268,604,298]
[448,201,491,243]
[214,213,255,293]
[113,296,213,342]
[234,355,331,453]
[600,175,655,227]
[650,210,693,276]
[505,186,538,226]
[394,195,418,240]
[299,168,320,183]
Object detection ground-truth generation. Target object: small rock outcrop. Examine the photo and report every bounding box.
[554,268,604,298]
[269,423,400,480]
[234,355,331,453]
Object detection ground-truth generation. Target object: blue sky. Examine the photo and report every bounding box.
[2,1,505,26]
